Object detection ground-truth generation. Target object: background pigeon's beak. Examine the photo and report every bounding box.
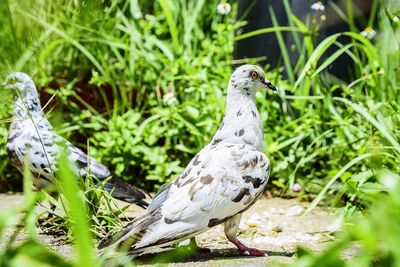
[261,79,277,91]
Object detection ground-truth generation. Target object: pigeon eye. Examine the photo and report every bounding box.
[249,71,258,79]
[9,77,17,84]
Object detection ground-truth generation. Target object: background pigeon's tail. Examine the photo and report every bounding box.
[103,177,152,208]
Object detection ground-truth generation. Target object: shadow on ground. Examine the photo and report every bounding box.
[133,246,295,265]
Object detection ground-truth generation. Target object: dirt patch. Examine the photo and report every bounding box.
[0,194,350,266]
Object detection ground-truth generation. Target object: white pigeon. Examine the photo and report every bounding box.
[108,64,277,257]
[3,72,152,208]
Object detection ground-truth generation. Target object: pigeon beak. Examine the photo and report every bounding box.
[261,79,277,92]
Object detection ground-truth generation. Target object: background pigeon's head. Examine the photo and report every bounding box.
[3,72,36,95]
[230,65,277,94]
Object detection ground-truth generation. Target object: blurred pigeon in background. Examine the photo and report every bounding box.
[4,72,152,208]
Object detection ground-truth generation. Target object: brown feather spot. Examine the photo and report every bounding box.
[212,138,223,145]
[181,177,196,187]
[252,178,263,188]
[164,217,175,224]
[218,121,224,130]
[232,188,250,202]
[208,217,229,227]
[175,168,191,187]
[188,183,201,200]
[192,155,201,166]
[200,175,213,184]
[238,129,245,137]
[243,175,264,189]
[243,139,253,146]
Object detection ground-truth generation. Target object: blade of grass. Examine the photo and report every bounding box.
[334,97,400,154]
[22,161,37,239]
[234,26,301,41]
[58,152,94,267]
[312,43,354,78]
[283,0,301,54]
[304,153,379,215]
[18,9,105,75]
[158,0,180,52]
[294,33,340,90]
[269,7,294,83]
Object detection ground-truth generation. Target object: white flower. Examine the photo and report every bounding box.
[217,2,231,15]
[311,1,325,11]
[360,27,376,39]
[133,11,142,19]
[292,183,302,192]
[145,14,155,21]
[393,16,399,23]
[163,91,177,105]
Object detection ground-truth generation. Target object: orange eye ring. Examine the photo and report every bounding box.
[249,71,258,79]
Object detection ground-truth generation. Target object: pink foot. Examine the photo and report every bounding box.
[234,240,267,257]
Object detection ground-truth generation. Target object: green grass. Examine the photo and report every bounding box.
[0,0,399,266]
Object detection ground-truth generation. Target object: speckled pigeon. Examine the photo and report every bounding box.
[107,64,277,257]
[3,72,151,208]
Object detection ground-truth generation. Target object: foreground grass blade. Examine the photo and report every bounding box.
[57,153,94,267]
[22,162,37,239]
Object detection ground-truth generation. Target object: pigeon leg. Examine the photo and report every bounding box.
[188,237,210,253]
[224,213,267,257]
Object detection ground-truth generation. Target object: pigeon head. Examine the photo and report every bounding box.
[229,65,277,94]
[3,72,37,95]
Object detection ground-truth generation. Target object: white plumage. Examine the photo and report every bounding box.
[109,64,277,257]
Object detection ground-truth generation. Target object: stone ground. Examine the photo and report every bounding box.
[0,193,355,266]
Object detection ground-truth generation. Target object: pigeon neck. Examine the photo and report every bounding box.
[226,88,257,107]
[13,90,44,118]
[210,85,264,151]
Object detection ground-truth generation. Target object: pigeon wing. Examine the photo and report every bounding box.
[162,143,270,224]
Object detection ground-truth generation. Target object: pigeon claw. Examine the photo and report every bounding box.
[239,247,267,257]
[234,240,267,257]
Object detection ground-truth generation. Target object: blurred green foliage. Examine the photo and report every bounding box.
[288,170,400,267]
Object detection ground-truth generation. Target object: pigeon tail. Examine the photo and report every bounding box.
[103,177,152,208]
[104,211,161,251]
[107,210,202,256]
